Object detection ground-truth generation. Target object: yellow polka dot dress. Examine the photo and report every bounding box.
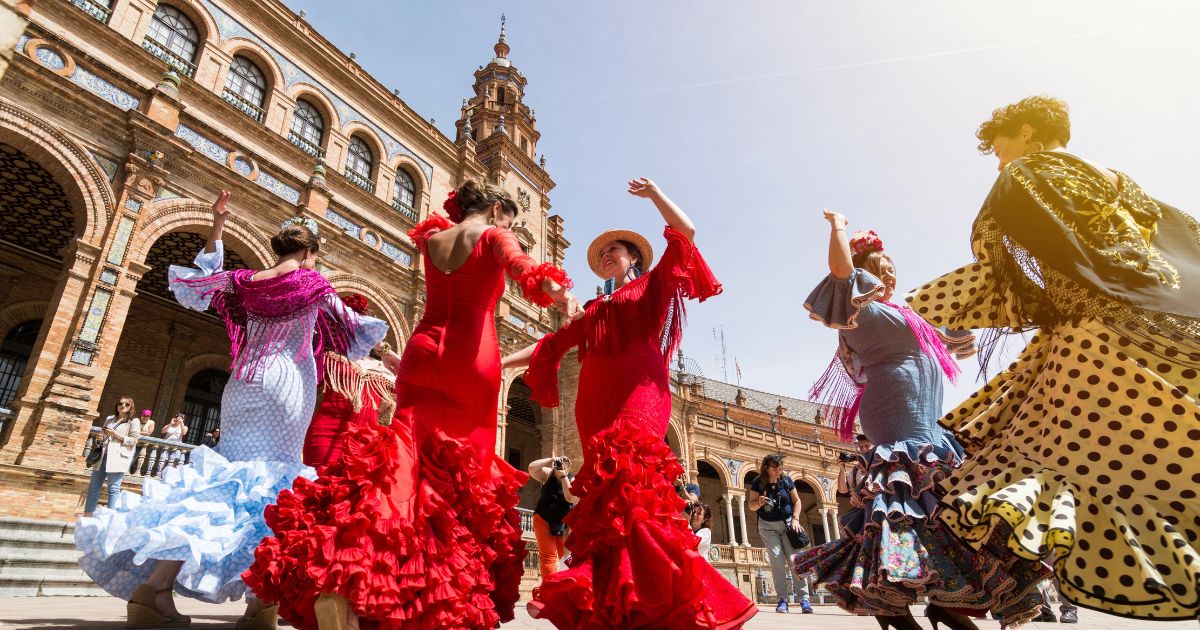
[908,152,1200,620]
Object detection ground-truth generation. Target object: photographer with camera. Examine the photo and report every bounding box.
[749,454,812,614]
[529,456,580,578]
[836,434,873,496]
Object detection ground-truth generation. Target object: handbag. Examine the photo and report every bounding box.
[85,439,105,468]
[786,524,810,549]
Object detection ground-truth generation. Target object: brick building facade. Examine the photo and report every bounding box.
[0,0,567,520]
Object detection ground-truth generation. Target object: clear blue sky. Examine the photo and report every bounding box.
[284,0,1200,409]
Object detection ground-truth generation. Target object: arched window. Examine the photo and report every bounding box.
[289,99,325,157]
[391,169,416,220]
[222,55,267,122]
[344,136,375,193]
[0,320,41,409]
[143,4,200,77]
[181,368,228,445]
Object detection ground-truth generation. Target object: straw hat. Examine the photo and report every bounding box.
[587,229,654,279]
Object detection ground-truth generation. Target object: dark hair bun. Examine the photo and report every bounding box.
[454,178,518,219]
[271,225,320,257]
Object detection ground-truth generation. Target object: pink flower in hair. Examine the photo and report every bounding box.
[849,230,884,256]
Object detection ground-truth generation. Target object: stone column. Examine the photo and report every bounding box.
[819,508,830,543]
[828,507,840,540]
[723,493,738,545]
[737,493,751,547]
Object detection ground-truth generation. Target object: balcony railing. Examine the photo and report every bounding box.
[141,38,196,78]
[288,130,324,158]
[84,427,196,479]
[71,0,112,23]
[390,200,418,222]
[222,88,266,123]
[343,168,375,194]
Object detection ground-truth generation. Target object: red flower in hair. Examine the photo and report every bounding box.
[849,230,885,256]
[341,293,369,314]
[442,190,463,223]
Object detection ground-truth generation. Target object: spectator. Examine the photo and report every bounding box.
[1036,575,1078,623]
[836,433,873,495]
[201,428,220,447]
[689,502,714,562]
[749,454,812,614]
[83,397,142,516]
[528,456,579,579]
[128,410,155,474]
[161,413,188,465]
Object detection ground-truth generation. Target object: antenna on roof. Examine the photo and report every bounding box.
[713,325,728,383]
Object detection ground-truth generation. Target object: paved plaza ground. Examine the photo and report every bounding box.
[0,599,1194,630]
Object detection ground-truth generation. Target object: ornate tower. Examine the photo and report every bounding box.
[454,15,564,281]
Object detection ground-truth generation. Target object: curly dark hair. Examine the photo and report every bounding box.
[976,95,1071,154]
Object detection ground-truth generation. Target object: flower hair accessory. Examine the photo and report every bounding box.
[442,190,464,223]
[849,230,884,256]
[281,215,320,235]
[341,293,369,314]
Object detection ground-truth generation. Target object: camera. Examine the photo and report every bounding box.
[553,458,564,471]
[837,452,857,463]
[762,496,778,512]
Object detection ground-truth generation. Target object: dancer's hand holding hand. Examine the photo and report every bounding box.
[627,177,660,199]
[823,209,848,231]
[212,190,231,221]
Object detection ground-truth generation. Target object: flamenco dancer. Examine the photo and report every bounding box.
[302,292,401,468]
[504,178,757,629]
[74,191,388,630]
[793,218,1049,630]
[246,179,579,630]
[908,95,1200,619]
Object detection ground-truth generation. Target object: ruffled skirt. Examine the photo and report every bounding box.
[244,422,527,630]
[937,319,1200,619]
[75,446,313,603]
[793,436,1049,625]
[528,418,757,629]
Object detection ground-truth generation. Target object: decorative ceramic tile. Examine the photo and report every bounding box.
[34,46,66,71]
[70,67,139,111]
[71,348,93,365]
[362,232,377,247]
[79,287,113,343]
[90,151,118,182]
[99,268,118,285]
[16,35,29,52]
[124,198,142,212]
[105,215,136,264]
[379,241,412,266]
[254,170,300,204]
[175,125,230,163]
[508,314,526,329]
[232,157,253,177]
[324,209,360,238]
[154,187,183,201]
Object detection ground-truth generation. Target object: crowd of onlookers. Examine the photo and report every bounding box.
[82,396,219,515]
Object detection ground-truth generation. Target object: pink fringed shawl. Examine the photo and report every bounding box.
[174,268,354,381]
[811,300,961,441]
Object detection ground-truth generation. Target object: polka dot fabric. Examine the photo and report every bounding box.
[909,254,1200,619]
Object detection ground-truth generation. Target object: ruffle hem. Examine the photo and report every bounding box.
[793,434,1050,626]
[528,418,757,629]
[245,422,527,630]
[75,446,313,603]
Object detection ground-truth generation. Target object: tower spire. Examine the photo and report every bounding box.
[494,13,510,59]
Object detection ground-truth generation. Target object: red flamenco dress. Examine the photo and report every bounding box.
[245,214,571,629]
[525,227,757,629]
[302,351,397,468]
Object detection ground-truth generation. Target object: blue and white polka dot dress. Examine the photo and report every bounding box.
[75,243,387,603]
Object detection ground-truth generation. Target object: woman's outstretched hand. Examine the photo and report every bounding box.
[627,177,660,199]
[212,190,231,220]
[823,209,848,230]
